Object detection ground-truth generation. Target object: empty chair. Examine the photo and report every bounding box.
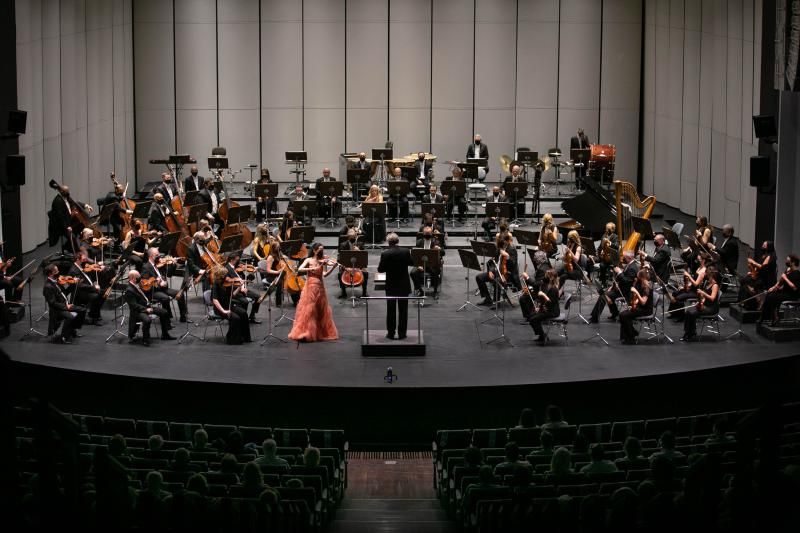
[238,425,272,445]
[578,423,611,444]
[676,414,711,437]
[70,414,105,435]
[104,417,137,437]
[611,420,645,442]
[169,421,203,442]
[472,428,509,449]
[507,427,540,447]
[136,419,170,440]
[645,417,677,440]
[273,428,309,449]
[543,293,572,345]
[550,425,578,446]
[203,424,238,443]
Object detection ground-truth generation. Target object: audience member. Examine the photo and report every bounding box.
[224,430,245,456]
[704,418,735,449]
[531,430,555,456]
[303,446,321,467]
[145,434,165,460]
[515,408,536,428]
[545,447,573,482]
[606,486,639,533]
[284,478,304,489]
[170,447,195,473]
[215,453,240,485]
[192,428,215,452]
[580,443,619,474]
[464,446,484,468]
[493,441,531,474]
[186,473,209,495]
[255,438,290,470]
[240,462,266,497]
[649,431,685,462]
[108,434,130,462]
[615,436,648,470]
[541,404,568,430]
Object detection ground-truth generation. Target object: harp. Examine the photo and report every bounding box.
[614,180,656,258]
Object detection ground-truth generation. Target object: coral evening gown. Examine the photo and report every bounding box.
[288,264,339,341]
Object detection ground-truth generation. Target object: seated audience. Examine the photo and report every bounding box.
[580,443,619,474]
[541,404,568,430]
[649,431,685,462]
[516,407,536,428]
[255,438,290,470]
[493,442,531,474]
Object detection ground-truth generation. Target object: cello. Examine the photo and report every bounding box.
[217,173,254,248]
[110,172,135,240]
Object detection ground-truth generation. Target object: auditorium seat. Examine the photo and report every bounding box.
[610,420,645,442]
[550,424,578,445]
[473,427,509,448]
[578,422,611,444]
[169,421,203,442]
[135,419,170,440]
[273,427,310,448]
[644,417,677,439]
[508,427,540,447]
[202,423,237,442]
[236,425,271,445]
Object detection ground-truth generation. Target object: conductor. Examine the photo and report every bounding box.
[377,232,414,340]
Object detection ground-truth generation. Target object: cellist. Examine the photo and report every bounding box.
[148,193,171,234]
[50,183,93,253]
[338,229,369,299]
[187,231,220,292]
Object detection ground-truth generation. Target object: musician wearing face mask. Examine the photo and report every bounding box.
[387,167,410,222]
[681,215,713,272]
[122,221,152,271]
[288,184,312,226]
[315,167,340,222]
[412,152,433,199]
[620,269,654,344]
[125,270,174,346]
[156,172,179,203]
[225,253,261,324]
[707,224,739,277]
[184,165,205,192]
[482,186,508,241]
[518,251,551,323]
[148,193,171,234]
[528,269,560,344]
[187,231,216,292]
[337,229,369,299]
[255,168,276,222]
[43,263,86,344]
[352,152,371,196]
[503,164,527,221]
[200,180,226,231]
[639,233,671,285]
[738,240,777,310]
[212,264,251,345]
[142,247,188,323]
[411,226,443,297]
[589,250,639,323]
[443,166,468,222]
[570,128,590,190]
[0,245,24,302]
[595,222,618,288]
[49,183,93,253]
[68,250,105,326]
[466,134,489,180]
[102,182,132,241]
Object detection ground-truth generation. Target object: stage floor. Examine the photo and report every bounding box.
[4,244,798,390]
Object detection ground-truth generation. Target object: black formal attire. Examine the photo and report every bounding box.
[590,260,639,321]
[466,142,489,178]
[352,159,371,196]
[519,266,550,320]
[411,160,432,198]
[482,192,508,240]
[255,179,276,222]
[198,188,225,231]
[644,244,671,285]
[442,178,467,219]
[715,235,740,276]
[558,243,587,287]
[422,192,444,205]
[570,134,590,188]
[738,252,777,310]
[186,243,213,292]
[315,177,341,221]
[101,191,126,239]
[760,269,800,323]
[125,282,170,342]
[377,245,414,338]
[43,277,86,340]
[141,260,187,321]
[386,180,410,220]
[50,193,83,251]
[619,281,654,342]
[184,174,205,193]
[503,177,527,219]
[338,239,369,297]
[212,279,251,345]
[476,255,508,304]
[530,285,560,338]
[123,232,149,271]
[263,255,298,308]
[148,201,170,234]
[288,192,313,226]
[597,233,620,287]
[155,182,179,204]
[68,263,104,321]
[684,283,721,338]
[0,254,24,301]
[410,237,443,296]
[225,263,260,320]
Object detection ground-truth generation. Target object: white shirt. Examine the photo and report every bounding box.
[210,192,219,214]
[164,183,174,200]
[150,261,163,281]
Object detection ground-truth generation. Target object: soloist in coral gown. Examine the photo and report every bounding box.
[287,264,339,342]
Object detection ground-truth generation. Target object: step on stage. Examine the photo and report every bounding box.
[362,330,425,357]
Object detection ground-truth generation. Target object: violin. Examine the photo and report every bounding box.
[223,276,246,288]
[629,289,641,311]
[539,223,557,254]
[57,275,80,285]
[91,237,113,247]
[139,277,159,291]
[747,257,761,280]
[156,255,178,268]
[82,263,104,273]
[236,263,257,274]
[563,249,575,273]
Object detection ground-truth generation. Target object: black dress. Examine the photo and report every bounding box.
[619,281,653,342]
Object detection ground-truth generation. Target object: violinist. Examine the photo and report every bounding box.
[738,240,777,310]
[43,264,86,343]
[596,222,619,287]
[558,230,589,287]
[68,250,105,326]
[681,215,713,272]
[255,168,276,222]
[528,269,560,345]
[142,247,188,323]
[707,224,739,276]
[443,166,468,222]
[519,251,551,322]
[760,254,800,326]
[225,252,261,324]
[155,172,179,203]
[187,231,218,292]
[411,226,443,297]
[211,264,251,345]
[589,250,639,323]
[681,267,720,342]
[338,229,369,299]
[279,210,296,241]
[122,221,152,270]
[538,213,559,257]
[251,223,271,264]
[668,252,710,321]
[125,270,174,346]
[0,245,24,302]
[639,233,671,284]
[79,228,103,262]
[184,165,205,192]
[620,269,653,345]
[148,193,171,234]
[50,183,93,252]
[475,236,512,306]
[339,215,362,239]
[498,232,520,291]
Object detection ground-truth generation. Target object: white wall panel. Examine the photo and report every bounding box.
[600,110,639,180]
[219,110,260,173]
[261,21,302,109]
[174,25,217,111]
[696,125,712,216]
[261,109,303,181]
[176,110,217,169]
[431,21,473,110]
[680,122,699,214]
[304,109,346,178]
[389,109,431,160]
[515,109,558,159]
[474,109,515,180]
[709,129,726,222]
[347,109,386,156]
[218,22,259,109]
[431,109,472,170]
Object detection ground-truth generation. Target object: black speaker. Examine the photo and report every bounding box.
[7,109,26,134]
[750,156,770,187]
[752,114,777,139]
[3,154,25,186]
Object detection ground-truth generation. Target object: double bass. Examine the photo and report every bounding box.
[48,179,99,238]
[217,173,254,248]
[110,172,135,240]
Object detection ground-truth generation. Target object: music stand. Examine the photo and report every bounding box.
[662,226,681,250]
[457,162,479,182]
[219,234,244,255]
[186,203,209,227]
[457,249,482,312]
[361,203,386,248]
[372,148,393,186]
[485,202,512,230]
[318,180,344,226]
[153,232,181,256]
[208,156,229,171]
[339,249,368,308]
[412,248,441,307]
[227,206,251,226]
[285,151,307,162]
[385,180,410,227]
[514,229,539,271]
[132,200,152,221]
[291,200,317,226]
[440,180,466,225]
[347,168,370,203]
[420,202,445,221]
[503,182,528,225]
[285,151,308,189]
[259,271,288,345]
[288,226,315,249]
[631,216,655,254]
[184,190,202,206]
